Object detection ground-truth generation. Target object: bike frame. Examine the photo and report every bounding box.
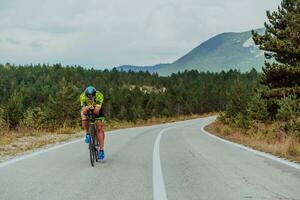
[88,108,99,166]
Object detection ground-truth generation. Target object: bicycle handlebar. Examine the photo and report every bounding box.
[87,107,96,122]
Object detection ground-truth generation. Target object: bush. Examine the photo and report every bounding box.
[284,117,300,136]
[0,107,8,133]
[45,79,80,127]
[247,93,269,121]
[218,112,229,124]
[286,134,300,156]
[276,95,299,120]
[276,95,300,134]
[225,79,248,119]
[19,107,46,130]
[234,113,251,130]
[221,125,232,136]
[2,92,24,129]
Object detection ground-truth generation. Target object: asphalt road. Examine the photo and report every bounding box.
[0,116,299,200]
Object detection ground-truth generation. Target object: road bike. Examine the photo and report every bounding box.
[87,107,99,167]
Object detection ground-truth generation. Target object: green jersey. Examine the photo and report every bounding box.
[80,90,104,107]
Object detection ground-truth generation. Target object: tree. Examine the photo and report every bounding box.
[252,0,300,98]
[46,78,80,127]
[0,107,8,132]
[276,95,299,121]
[3,92,24,129]
[247,93,269,121]
[225,79,248,119]
[20,107,46,130]
[276,95,300,133]
[0,63,260,127]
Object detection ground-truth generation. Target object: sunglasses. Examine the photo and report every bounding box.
[87,94,95,100]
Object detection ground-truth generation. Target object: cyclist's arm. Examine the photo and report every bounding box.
[95,91,104,108]
[80,92,88,107]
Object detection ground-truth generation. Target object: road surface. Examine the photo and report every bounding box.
[0,116,299,200]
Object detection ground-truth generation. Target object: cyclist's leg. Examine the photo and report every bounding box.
[95,107,105,150]
[96,120,105,150]
[96,119,105,160]
[81,107,89,132]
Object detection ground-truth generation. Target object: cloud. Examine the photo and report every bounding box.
[6,38,21,45]
[0,0,281,68]
[30,41,43,50]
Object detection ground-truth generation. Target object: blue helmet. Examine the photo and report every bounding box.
[85,86,96,100]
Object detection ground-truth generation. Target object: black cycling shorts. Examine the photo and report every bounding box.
[95,107,105,121]
[83,107,105,122]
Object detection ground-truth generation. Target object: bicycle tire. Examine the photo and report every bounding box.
[89,143,95,167]
[94,131,99,162]
[89,126,96,167]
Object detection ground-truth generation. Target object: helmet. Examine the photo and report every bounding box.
[85,86,96,100]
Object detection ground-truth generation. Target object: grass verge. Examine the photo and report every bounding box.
[205,120,300,163]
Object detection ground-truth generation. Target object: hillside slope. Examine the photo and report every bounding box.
[118,29,266,76]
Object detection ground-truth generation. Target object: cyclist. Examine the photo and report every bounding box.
[80,86,105,161]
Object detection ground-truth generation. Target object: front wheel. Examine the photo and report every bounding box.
[89,145,95,167]
[89,130,95,167]
[94,133,99,162]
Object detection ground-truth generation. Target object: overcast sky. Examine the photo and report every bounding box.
[0,0,281,69]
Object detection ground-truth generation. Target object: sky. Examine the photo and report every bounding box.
[0,0,281,69]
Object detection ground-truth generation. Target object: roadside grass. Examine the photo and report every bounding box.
[0,113,215,160]
[205,120,300,163]
[0,128,84,159]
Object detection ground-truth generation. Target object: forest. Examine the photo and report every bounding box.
[0,63,259,130]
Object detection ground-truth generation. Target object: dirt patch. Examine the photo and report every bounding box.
[0,132,84,162]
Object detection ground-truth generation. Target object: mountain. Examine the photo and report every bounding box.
[117,28,266,76]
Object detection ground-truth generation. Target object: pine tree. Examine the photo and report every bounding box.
[252,0,300,99]
[20,107,45,130]
[247,93,269,121]
[3,91,24,129]
[225,79,248,120]
[46,78,80,127]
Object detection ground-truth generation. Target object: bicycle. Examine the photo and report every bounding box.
[87,107,99,167]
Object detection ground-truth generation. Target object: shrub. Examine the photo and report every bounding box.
[276,95,299,121]
[247,93,269,121]
[225,79,248,119]
[221,125,232,136]
[2,92,24,129]
[276,95,300,134]
[0,107,8,133]
[234,113,251,130]
[19,107,46,130]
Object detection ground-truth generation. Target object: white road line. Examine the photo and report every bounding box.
[201,125,300,170]
[153,128,169,200]
[152,120,205,200]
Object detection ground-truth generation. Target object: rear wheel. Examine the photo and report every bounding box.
[94,133,99,162]
[89,145,95,167]
[89,128,96,167]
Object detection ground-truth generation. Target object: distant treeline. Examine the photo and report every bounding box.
[0,63,259,129]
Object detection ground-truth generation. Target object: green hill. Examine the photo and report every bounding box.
[118,28,266,76]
